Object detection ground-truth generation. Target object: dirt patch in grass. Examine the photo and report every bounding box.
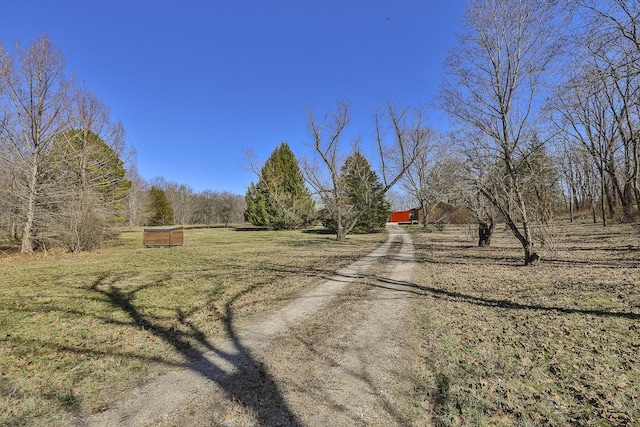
[408,222,640,426]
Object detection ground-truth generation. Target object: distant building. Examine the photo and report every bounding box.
[389,203,475,225]
[389,208,421,224]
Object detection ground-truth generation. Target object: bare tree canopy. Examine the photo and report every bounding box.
[305,100,420,241]
[440,0,565,265]
[0,35,71,253]
[552,0,640,221]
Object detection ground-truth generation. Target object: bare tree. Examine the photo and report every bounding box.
[556,0,640,220]
[0,41,18,242]
[385,189,415,212]
[390,105,439,230]
[150,177,198,225]
[426,151,501,246]
[552,72,617,224]
[193,190,217,226]
[440,0,564,265]
[216,191,246,227]
[0,35,71,253]
[125,163,149,228]
[304,101,352,241]
[305,100,419,241]
[556,138,602,223]
[167,183,197,225]
[191,190,246,227]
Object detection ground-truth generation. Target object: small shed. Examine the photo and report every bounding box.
[143,226,183,248]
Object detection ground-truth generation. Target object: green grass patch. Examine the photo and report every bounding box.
[0,225,386,426]
[409,222,640,426]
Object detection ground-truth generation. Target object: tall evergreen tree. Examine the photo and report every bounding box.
[42,129,131,251]
[245,142,315,229]
[322,151,390,234]
[148,186,174,226]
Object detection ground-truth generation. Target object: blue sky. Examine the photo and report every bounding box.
[1,1,466,195]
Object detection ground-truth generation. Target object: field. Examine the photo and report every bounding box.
[408,221,640,426]
[1,221,639,426]
[0,226,387,426]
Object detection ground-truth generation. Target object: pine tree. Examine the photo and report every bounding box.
[322,151,390,234]
[245,142,315,229]
[148,186,175,226]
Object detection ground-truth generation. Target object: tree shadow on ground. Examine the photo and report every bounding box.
[301,228,335,235]
[232,226,270,232]
[412,241,640,269]
[88,274,302,426]
[291,329,414,426]
[364,276,640,321]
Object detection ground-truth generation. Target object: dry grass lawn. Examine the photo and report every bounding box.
[0,226,386,426]
[408,221,640,426]
[1,221,639,426]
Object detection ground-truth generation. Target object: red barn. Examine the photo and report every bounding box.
[389,209,420,224]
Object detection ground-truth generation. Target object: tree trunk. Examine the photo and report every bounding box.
[521,212,539,266]
[601,175,608,227]
[634,137,640,214]
[478,219,494,247]
[421,200,429,231]
[335,211,346,241]
[604,178,615,219]
[623,182,635,221]
[524,244,540,266]
[20,158,39,254]
[568,192,574,223]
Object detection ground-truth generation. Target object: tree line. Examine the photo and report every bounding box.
[3,0,638,264]
[245,0,640,266]
[436,0,640,264]
[138,177,246,228]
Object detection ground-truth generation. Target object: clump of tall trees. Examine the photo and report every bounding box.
[433,0,639,265]
[0,35,248,253]
[244,135,399,237]
[439,0,575,264]
[552,0,640,224]
[305,101,421,241]
[0,35,132,253]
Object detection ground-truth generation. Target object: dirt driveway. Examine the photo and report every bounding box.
[87,224,418,426]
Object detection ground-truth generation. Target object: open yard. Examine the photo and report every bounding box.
[1,221,639,426]
[0,226,387,426]
[408,221,640,426]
